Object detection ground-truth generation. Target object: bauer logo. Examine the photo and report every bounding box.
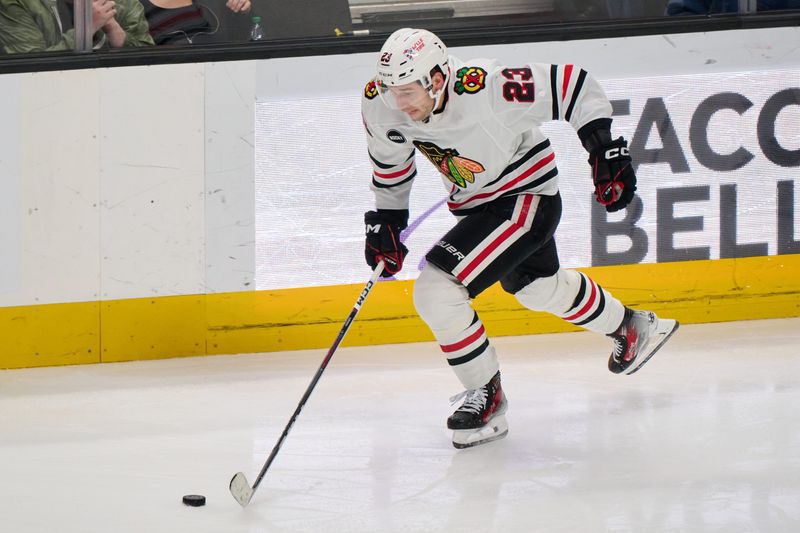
[437,240,465,261]
[387,130,406,143]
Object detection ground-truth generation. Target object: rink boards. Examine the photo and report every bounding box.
[2,28,799,370]
[2,253,798,369]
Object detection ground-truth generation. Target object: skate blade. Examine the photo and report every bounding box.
[625,319,680,375]
[452,415,509,449]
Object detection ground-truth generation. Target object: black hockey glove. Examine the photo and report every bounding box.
[364,209,409,277]
[588,137,637,212]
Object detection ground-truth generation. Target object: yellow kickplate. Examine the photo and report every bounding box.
[0,300,99,369]
[1,255,798,369]
[100,294,206,363]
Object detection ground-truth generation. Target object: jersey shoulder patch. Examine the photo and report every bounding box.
[364,79,378,100]
[453,66,488,95]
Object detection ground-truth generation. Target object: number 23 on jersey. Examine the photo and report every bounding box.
[502,68,535,103]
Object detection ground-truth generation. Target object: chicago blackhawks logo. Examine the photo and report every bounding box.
[454,67,487,95]
[364,79,378,100]
[413,141,485,188]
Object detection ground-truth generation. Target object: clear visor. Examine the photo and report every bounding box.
[377,80,432,111]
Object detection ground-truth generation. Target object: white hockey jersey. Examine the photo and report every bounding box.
[361,56,613,215]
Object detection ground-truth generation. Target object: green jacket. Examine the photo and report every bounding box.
[0,0,153,54]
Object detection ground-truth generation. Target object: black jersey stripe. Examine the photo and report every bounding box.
[449,170,558,216]
[483,139,552,188]
[574,287,606,326]
[497,168,559,197]
[446,339,490,366]
[550,64,559,120]
[564,69,587,122]
[368,151,394,169]
[450,164,557,212]
[369,149,413,169]
[567,273,588,312]
[372,171,417,189]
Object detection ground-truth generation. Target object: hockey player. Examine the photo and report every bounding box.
[361,28,679,449]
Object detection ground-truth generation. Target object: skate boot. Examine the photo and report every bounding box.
[608,308,679,375]
[447,371,508,449]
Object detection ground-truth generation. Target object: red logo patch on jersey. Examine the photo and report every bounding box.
[454,67,487,95]
[364,79,378,100]
[413,141,485,188]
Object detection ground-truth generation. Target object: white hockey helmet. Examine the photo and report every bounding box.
[376,28,448,89]
[375,28,450,115]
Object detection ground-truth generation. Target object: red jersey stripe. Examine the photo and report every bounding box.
[447,152,555,210]
[562,64,574,102]
[374,162,414,180]
[563,278,597,322]
[441,325,486,353]
[515,194,534,226]
[456,224,520,282]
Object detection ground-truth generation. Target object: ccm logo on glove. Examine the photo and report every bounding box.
[604,146,630,159]
[589,137,637,213]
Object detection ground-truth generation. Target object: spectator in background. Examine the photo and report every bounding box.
[139,0,251,45]
[666,0,735,13]
[0,0,153,54]
[552,1,650,22]
[666,0,800,14]
[604,1,647,18]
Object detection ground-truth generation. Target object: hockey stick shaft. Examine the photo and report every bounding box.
[231,261,385,506]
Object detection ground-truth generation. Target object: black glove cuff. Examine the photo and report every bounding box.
[577,118,613,153]
[364,209,409,230]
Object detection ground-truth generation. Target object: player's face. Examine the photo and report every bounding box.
[383,82,435,121]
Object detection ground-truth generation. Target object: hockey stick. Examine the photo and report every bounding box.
[229,261,385,507]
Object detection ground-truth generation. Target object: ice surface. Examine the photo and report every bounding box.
[1,318,798,532]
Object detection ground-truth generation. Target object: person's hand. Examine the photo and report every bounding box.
[101,16,126,48]
[588,137,637,212]
[225,0,251,13]
[364,210,408,277]
[92,0,116,33]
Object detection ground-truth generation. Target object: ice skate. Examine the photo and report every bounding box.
[447,371,508,449]
[608,308,679,375]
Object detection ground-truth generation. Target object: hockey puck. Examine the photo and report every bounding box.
[182,494,206,507]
